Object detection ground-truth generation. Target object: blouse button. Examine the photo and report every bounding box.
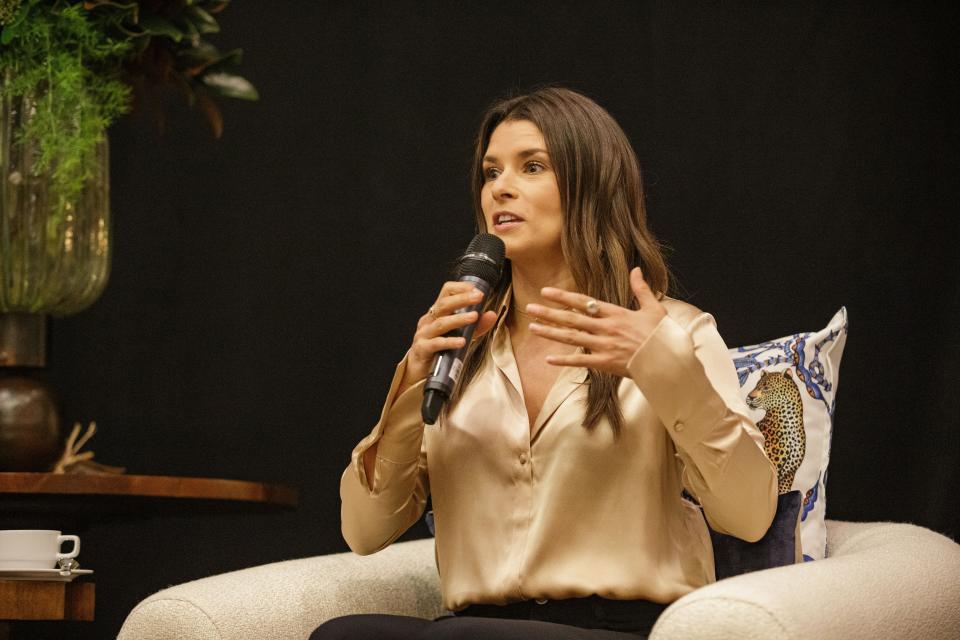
[674,421,685,433]
[519,452,528,465]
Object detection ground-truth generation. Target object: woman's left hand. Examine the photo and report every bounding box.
[527,267,668,377]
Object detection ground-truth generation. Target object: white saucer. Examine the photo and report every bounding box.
[0,568,93,582]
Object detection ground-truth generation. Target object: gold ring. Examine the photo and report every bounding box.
[585,299,600,316]
[428,306,437,319]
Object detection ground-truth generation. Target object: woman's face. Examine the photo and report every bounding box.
[480,119,564,264]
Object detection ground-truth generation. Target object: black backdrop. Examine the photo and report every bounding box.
[16,2,959,638]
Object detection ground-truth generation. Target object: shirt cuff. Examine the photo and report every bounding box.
[350,352,426,491]
[626,313,728,452]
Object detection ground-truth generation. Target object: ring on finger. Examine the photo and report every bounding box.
[585,299,601,316]
[428,306,438,319]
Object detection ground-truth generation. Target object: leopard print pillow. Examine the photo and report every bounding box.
[730,307,848,561]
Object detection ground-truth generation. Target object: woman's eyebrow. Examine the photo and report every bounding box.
[483,148,549,163]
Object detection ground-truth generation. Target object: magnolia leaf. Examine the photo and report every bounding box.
[201,72,258,100]
[138,13,184,42]
[176,40,219,65]
[177,17,199,39]
[201,47,244,74]
[205,1,231,15]
[186,43,243,80]
[186,5,220,34]
[175,47,244,85]
[178,44,242,78]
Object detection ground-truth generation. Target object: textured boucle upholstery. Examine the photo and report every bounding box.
[119,520,960,640]
[650,520,960,639]
[118,537,442,640]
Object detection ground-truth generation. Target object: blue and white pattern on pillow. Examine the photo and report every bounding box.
[729,307,848,561]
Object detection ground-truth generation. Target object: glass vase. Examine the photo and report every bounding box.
[0,69,112,317]
[0,68,113,471]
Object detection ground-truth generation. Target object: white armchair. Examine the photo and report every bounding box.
[118,520,960,640]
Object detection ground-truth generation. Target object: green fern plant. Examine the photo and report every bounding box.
[0,0,257,209]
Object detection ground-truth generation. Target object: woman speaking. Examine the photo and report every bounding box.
[312,86,777,639]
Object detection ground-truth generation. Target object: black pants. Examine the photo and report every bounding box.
[310,595,665,639]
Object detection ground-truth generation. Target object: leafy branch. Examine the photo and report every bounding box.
[1,0,131,207]
[0,0,257,208]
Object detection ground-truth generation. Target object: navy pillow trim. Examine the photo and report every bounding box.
[707,490,802,580]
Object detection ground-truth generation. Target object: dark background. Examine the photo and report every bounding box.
[13,1,959,638]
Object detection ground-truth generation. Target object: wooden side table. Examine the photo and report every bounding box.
[0,472,298,527]
[0,473,297,637]
[0,472,297,507]
[0,580,94,639]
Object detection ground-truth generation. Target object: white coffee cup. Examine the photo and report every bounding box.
[0,530,81,570]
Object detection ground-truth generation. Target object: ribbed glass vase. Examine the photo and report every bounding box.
[0,71,112,317]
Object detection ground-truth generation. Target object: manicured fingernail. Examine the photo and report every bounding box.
[529,322,541,330]
[527,304,542,313]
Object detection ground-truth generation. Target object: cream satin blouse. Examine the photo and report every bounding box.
[340,290,778,612]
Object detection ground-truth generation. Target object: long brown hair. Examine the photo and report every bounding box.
[446,86,676,439]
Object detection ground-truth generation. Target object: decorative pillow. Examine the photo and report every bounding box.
[728,307,848,561]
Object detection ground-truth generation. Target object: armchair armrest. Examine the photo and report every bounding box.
[650,520,960,640]
[122,520,960,640]
[118,537,441,640]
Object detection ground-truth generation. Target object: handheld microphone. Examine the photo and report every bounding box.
[421,233,506,424]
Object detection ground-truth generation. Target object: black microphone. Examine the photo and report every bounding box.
[421,233,506,424]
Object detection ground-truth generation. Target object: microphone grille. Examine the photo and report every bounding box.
[458,233,506,284]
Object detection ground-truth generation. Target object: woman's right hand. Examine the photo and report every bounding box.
[366,282,498,479]
[399,281,500,393]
